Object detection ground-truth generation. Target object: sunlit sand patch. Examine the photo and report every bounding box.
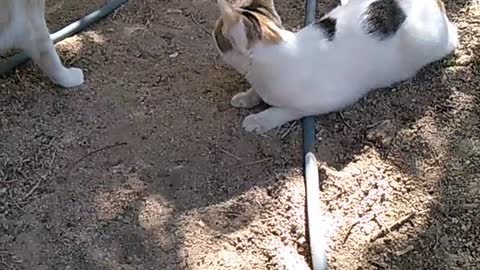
[174,173,318,269]
[94,171,145,220]
[320,147,440,269]
[82,30,107,44]
[94,188,139,220]
[56,31,106,55]
[138,194,175,230]
[56,35,84,54]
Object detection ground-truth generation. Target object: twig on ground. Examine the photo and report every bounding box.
[0,260,12,270]
[166,8,183,14]
[213,55,220,70]
[190,14,212,37]
[342,219,360,245]
[366,120,386,129]
[368,259,387,269]
[112,7,121,20]
[11,200,25,213]
[48,149,57,169]
[342,214,375,245]
[219,148,242,161]
[0,179,18,184]
[15,70,25,87]
[394,245,415,256]
[231,157,273,169]
[190,13,200,25]
[66,142,128,175]
[370,212,415,242]
[281,122,297,139]
[23,175,46,200]
[337,112,351,128]
[47,136,56,148]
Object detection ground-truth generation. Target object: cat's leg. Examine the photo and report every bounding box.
[21,8,84,88]
[231,87,262,108]
[242,107,304,134]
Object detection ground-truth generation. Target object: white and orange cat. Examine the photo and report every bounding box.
[213,0,458,133]
[0,0,84,88]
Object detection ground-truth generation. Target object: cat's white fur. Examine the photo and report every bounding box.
[216,0,458,133]
[0,0,84,88]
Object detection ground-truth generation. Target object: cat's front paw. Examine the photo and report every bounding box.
[54,67,84,88]
[230,89,261,108]
[242,113,275,134]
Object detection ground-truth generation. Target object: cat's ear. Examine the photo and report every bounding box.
[250,0,276,10]
[217,0,241,24]
[247,0,282,25]
[216,0,251,53]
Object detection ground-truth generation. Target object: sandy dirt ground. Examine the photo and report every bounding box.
[0,0,479,269]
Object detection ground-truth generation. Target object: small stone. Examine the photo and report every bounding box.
[99,221,109,227]
[456,55,471,65]
[125,256,133,264]
[297,236,306,245]
[366,119,395,145]
[461,223,471,232]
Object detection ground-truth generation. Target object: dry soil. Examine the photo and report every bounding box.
[0,0,479,269]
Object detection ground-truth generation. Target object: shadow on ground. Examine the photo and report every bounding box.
[1,0,306,269]
[1,0,478,269]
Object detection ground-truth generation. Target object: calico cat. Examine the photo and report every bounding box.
[212,0,458,133]
[0,0,84,88]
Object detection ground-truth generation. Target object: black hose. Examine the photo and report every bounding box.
[0,0,129,75]
[303,0,329,270]
[302,0,317,156]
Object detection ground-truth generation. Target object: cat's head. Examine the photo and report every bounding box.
[212,0,284,74]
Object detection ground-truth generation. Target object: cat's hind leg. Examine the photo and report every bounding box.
[231,87,262,108]
[21,9,84,88]
[242,107,304,134]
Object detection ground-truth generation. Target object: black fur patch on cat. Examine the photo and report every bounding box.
[362,0,406,40]
[214,20,233,53]
[315,17,337,41]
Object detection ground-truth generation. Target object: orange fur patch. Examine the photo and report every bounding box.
[249,12,282,44]
[213,1,282,51]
